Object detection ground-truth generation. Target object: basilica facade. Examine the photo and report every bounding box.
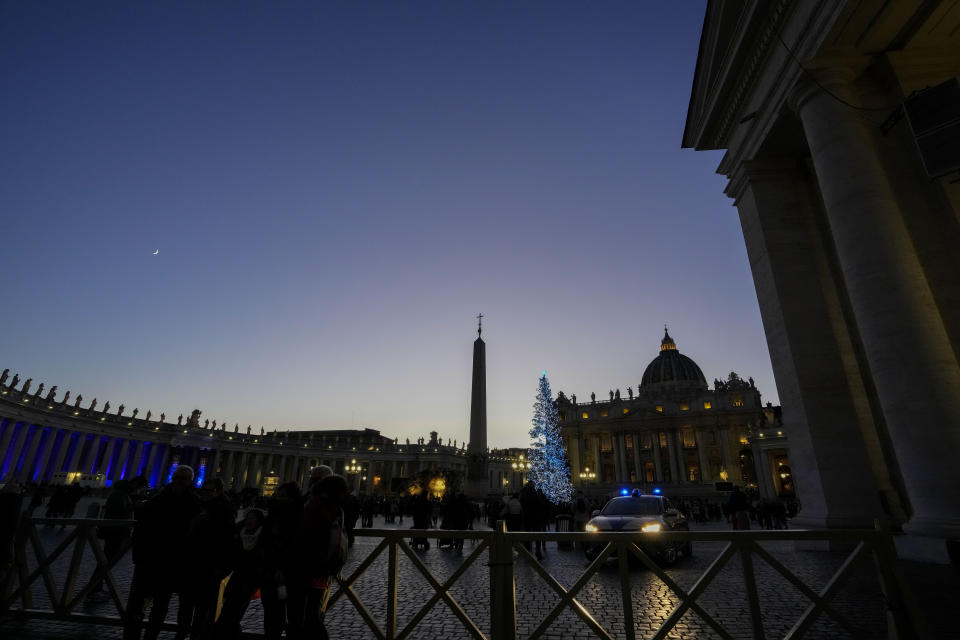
[558,330,791,499]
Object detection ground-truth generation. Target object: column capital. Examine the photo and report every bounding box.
[787,67,857,114]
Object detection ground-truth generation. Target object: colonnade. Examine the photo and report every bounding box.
[0,410,470,494]
[567,424,744,489]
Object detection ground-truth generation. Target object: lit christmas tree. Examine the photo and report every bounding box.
[527,371,575,505]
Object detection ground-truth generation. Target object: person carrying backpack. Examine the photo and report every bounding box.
[292,474,350,640]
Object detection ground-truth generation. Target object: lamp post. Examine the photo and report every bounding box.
[345,459,362,492]
[578,466,596,486]
[511,454,531,489]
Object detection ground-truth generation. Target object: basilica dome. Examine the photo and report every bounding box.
[640,329,708,392]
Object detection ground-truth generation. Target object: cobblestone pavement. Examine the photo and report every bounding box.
[1,511,890,640]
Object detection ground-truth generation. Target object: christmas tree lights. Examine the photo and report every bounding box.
[527,371,574,504]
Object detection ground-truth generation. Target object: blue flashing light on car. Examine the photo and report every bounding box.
[620,488,630,496]
[653,487,662,494]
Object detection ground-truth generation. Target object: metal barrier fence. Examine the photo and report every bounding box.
[1,517,923,639]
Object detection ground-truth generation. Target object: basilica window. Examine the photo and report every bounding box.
[644,461,655,483]
[581,411,589,420]
[682,430,697,448]
[558,411,565,421]
[624,435,633,450]
[732,395,744,407]
[680,403,689,411]
[655,405,663,413]
[622,408,629,415]
[600,436,612,452]
[703,401,712,410]
[658,432,668,448]
[641,433,652,449]
[599,409,608,417]
[687,464,699,482]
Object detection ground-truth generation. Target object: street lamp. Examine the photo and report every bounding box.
[512,454,531,486]
[345,459,363,492]
[579,467,596,483]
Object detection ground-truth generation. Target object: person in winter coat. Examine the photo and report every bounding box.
[292,474,350,640]
[504,493,524,533]
[179,478,236,640]
[260,482,303,640]
[214,508,267,640]
[124,465,202,640]
[520,483,550,560]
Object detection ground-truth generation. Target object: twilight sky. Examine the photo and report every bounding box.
[1,1,776,448]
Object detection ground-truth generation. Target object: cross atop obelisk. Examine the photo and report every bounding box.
[477,312,484,336]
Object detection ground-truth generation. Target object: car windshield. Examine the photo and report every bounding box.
[601,498,662,516]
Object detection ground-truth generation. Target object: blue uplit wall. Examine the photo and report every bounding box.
[41,429,65,482]
[104,438,124,487]
[60,432,80,473]
[14,425,37,479]
[148,443,166,488]
[1,422,24,480]
[136,442,152,478]
[119,440,138,481]
[30,428,52,482]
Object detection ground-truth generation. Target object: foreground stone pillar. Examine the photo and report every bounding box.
[794,70,960,553]
[732,155,888,528]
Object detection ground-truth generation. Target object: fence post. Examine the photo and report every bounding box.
[489,520,516,640]
[872,520,924,640]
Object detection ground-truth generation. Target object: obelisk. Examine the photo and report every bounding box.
[466,314,488,497]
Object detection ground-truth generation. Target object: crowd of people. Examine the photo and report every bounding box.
[0,473,804,640]
[115,465,350,640]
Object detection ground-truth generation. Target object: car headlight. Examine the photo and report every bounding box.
[585,523,599,532]
[641,523,662,533]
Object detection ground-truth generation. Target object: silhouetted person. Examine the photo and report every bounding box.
[0,482,23,573]
[214,508,267,640]
[179,478,235,640]
[124,465,201,640]
[520,482,549,560]
[726,486,750,530]
[261,482,303,640]
[293,474,350,640]
[92,477,145,595]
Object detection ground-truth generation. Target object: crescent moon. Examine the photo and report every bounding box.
[153,249,159,255]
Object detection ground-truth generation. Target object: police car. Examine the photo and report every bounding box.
[583,489,691,564]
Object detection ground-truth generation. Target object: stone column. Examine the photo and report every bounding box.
[718,426,732,477]
[232,451,244,487]
[753,447,776,500]
[17,425,44,481]
[76,434,99,475]
[793,70,960,544]
[590,436,601,482]
[619,433,631,482]
[221,450,236,487]
[111,439,131,483]
[0,419,16,461]
[696,429,711,484]
[4,423,29,481]
[666,432,680,485]
[567,434,581,479]
[144,443,160,481]
[52,431,75,478]
[95,437,115,476]
[611,432,623,483]
[732,153,890,528]
[156,444,172,487]
[633,433,644,484]
[34,430,59,483]
[652,432,663,483]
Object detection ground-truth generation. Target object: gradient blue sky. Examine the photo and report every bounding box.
[1,1,775,448]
